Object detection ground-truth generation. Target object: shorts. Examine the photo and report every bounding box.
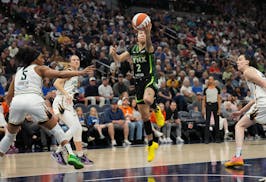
[9,94,49,125]
[135,76,158,104]
[246,104,266,124]
[52,95,74,115]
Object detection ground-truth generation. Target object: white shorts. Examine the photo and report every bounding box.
[52,95,74,116]
[246,104,266,124]
[9,94,49,125]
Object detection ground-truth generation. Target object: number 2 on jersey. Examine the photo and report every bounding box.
[136,64,141,72]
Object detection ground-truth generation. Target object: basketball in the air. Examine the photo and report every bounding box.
[132,13,151,30]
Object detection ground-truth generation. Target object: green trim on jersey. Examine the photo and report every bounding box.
[135,98,144,104]
[149,54,153,74]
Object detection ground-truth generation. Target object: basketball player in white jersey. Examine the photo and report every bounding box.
[0,47,94,169]
[52,55,93,165]
[224,55,266,167]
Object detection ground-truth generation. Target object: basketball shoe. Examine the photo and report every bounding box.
[78,154,94,165]
[147,141,159,162]
[67,154,84,169]
[224,156,244,167]
[51,151,67,165]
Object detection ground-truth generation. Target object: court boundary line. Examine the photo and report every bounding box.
[83,173,266,181]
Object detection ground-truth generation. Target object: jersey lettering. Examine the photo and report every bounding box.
[21,70,28,80]
[132,56,147,64]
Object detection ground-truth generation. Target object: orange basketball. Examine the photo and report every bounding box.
[132,13,151,30]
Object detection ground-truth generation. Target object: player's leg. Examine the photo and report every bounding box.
[143,87,164,127]
[61,109,93,165]
[0,97,25,158]
[138,104,158,162]
[39,113,84,169]
[0,123,20,158]
[51,97,68,165]
[34,100,83,169]
[224,115,254,167]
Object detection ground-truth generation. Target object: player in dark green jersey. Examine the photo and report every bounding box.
[110,23,164,162]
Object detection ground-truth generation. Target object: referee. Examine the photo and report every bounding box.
[202,76,221,143]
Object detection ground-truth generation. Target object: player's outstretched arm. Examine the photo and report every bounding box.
[109,46,130,62]
[37,65,95,79]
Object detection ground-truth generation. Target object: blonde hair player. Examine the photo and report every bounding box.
[52,55,93,165]
[110,22,165,162]
[0,47,94,169]
[224,55,266,168]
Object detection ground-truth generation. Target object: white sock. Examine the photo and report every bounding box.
[55,145,63,154]
[235,147,242,157]
[64,143,74,155]
[225,130,229,133]
[50,123,66,145]
[0,131,16,154]
[76,150,83,157]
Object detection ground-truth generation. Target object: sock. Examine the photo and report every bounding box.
[0,130,16,154]
[144,120,153,136]
[144,121,154,146]
[152,132,159,143]
[235,147,242,157]
[64,143,74,155]
[225,130,229,134]
[50,123,66,144]
[56,145,63,154]
[76,150,83,157]
[148,140,153,146]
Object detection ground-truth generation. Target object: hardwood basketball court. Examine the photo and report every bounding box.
[0,141,266,181]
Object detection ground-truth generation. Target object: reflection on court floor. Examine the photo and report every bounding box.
[1,141,266,181]
[1,158,266,182]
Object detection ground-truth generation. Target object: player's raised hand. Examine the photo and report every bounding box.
[143,22,152,34]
